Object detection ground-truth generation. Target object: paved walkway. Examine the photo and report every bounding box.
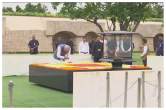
[2,53,93,76]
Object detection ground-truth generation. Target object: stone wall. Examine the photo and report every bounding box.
[132,35,154,51]
[3,30,53,53]
[132,35,143,51]
[46,21,105,36]
[146,37,154,51]
[2,16,163,53]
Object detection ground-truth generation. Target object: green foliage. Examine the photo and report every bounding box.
[24,3,36,12]
[105,3,153,31]
[51,2,60,10]
[3,3,47,15]
[145,18,163,22]
[52,3,105,20]
[149,4,163,18]
[3,7,14,12]
[2,2,163,31]
[51,3,107,32]
[3,76,72,107]
[51,2,163,32]
[3,3,51,18]
[24,3,47,13]
[3,12,55,17]
[16,5,22,12]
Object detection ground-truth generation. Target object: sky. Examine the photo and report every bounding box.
[2,2,58,14]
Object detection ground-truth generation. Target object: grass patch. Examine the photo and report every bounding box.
[2,76,73,107]
[132,52,142,65]
[132,52,155,65]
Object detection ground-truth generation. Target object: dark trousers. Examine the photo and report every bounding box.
[156,51,163,56]
[30,47,38,54]
[142,59,147,66]
[93,56,102,62]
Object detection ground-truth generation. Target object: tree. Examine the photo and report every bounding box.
[52,2,105,32]
[149,3,163,18]
[24,3,36,12]
[3,7,14,13]
[52,2,163,32]
[16,5,22,12]
[24,3,47,13]
[105,3,152,31]
[36,3,47,13]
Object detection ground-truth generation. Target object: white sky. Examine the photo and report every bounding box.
[2,2,58,14]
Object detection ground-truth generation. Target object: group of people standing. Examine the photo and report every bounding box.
[140,33,163,66]
[79,36,104,62]
[28,33,164,66]
[54,36,104,62]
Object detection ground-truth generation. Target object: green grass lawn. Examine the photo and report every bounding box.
[133,52,142,65]
[3,76,73,107]
[132,52,154,65]
[2,52,153,107]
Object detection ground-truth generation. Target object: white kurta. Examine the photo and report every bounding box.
[79,41,89,54]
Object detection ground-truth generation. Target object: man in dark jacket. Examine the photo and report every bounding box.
[89,38,96,55]
[28,36,39,54]
[92,37,103,62]
[66,38,74,54]
[156,34,164,56]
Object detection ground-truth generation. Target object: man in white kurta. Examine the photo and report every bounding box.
[140,39,149,66]
[79,37,90,54]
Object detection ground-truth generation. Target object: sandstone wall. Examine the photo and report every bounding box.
[2,16,163,53]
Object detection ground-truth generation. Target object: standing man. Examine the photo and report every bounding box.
[156,34,164,56]
[140,39,149,66]
[79,37,89,54]
[100,36,108,57]
[28,35,39,54]
[89,37,96,55]
[54,44,71,61]
[67,38,74,54]
[92,37,103,62]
